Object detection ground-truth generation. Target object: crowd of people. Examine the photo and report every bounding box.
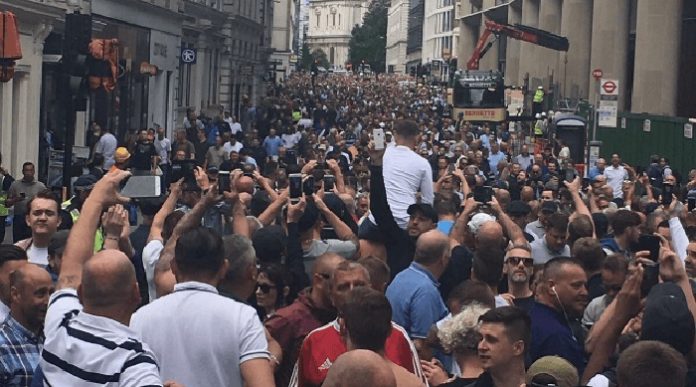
[0,71,695,387]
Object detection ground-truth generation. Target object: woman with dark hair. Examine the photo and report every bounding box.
[256,263,290,321]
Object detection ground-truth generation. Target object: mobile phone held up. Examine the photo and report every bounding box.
[289,174,302,203]
[373,128,385,150]
[662,183,674,206]
[119,175,161,198]
[473,186,493,204]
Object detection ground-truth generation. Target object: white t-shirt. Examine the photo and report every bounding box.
[604,165,628,199]
[370,145,434,229]
[154,138,172,165]
[282,132,302,149]
[142,239,164,302]
[95,132,117,169]
[230,122,243,135]
[27,244,49,266]
[224,141,244,155]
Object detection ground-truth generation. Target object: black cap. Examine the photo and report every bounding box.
[73,174,98,191]
[507,200,531,216]
[641,282,695,356]
[407,203,438,224]
[540,201,559,214]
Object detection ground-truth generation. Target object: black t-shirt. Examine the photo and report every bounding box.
[439,245,474,302]
[587,272,604,301]
[513,295,536,313]
[130,141,157,171]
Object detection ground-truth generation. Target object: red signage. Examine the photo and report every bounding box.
[592,68,603,79]
[602,80,617,94]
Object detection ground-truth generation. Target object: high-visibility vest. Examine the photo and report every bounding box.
[534,120,544,136]
[533,89,544,103]
[62,198,104,252]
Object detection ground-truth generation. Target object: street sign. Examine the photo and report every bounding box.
[181,48,197,64]
[601,80,617,95]
[592,68,603,79]
[598,78,619,128]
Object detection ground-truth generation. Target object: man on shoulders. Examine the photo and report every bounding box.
[0,264,53,387]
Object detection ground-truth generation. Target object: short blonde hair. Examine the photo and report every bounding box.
[437,303,490,354]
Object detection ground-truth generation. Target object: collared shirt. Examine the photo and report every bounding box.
[515,153,533,171]
[530,235,570,265]
[0,301,8,324]
[386,262,449,339]
[130,281,268,387]
[529,302,587,374]
[41,288,161,386]
[0,316,43,387]
[290,319,423,387]
[524,220,545,241]
[488,151,506,175]
[371,145,434,229]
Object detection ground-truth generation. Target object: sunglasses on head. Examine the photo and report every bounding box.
[508,256,534,267]
[256,283,276,294]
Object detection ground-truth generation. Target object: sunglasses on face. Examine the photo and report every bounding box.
[256,283,276,294]
[508,256,534,267]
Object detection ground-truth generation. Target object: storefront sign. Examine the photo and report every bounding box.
[459,108,506,122]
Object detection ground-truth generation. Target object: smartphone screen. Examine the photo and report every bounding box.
[662,183,674,206]
[324,175,335,192]
[302,175,315,196]
[289,174,302,202]
[373,128,385,150]
[564,169,575,182]
[474,186,493,203]
[120,176,161,198]
[218,171,231,193]
[637,234,661,262]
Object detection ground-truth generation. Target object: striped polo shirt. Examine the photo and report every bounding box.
[38,289,162,387]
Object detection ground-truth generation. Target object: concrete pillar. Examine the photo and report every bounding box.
[631,0,683,116]
[590,0,630,110]
[506,3,523,86]
[538,0,562,89]
[560,0,593,100]
[457,21,478,70]
[518,0,540,87]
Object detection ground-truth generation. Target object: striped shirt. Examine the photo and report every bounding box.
[0,316,43,387]
[130,281,269,387]
[38,289,162,387]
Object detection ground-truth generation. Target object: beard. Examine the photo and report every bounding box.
[510,272,529,283]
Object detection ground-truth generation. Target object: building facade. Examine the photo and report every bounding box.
[406,0,425,72]
[457,0,695,117]
[270,0,299,83]
[386,0,409,73]
[306,0,369,68]
[0,0,274,184]
[421,0,456,81]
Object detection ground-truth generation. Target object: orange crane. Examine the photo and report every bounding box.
[467,19,569,70]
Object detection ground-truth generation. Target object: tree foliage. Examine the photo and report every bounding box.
[300,43,313,70]
[311,48,330,69]
[348,0,388,73]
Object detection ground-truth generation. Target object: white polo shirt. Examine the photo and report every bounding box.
[370,145,434,229]
[130,281,269,387]
[41,289,162,386]
[604,165,627,199]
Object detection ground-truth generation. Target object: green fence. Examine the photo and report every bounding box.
[595,112,695,174]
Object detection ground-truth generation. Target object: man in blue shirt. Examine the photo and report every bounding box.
[588,158,606,180]
[262,128,283,157]
[487,142,507,176]
[0,264,53,387]
[386,229,450,360]
[529,256,588,374]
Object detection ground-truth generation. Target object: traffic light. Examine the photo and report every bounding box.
[63,12,91,111]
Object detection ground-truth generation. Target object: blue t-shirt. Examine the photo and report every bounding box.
[263,136,283,156]
[529,301,587,374]
[437,220,454,235]
[386,262,449,339]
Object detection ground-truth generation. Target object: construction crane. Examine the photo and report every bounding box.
[467,19,569,70]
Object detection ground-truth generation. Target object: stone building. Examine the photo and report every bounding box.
[306,0,370,68]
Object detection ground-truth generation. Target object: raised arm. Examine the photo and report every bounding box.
[449,197,479,246]
[257,189,289,226]
[564,177,595,237]
[148,180,183,243]
[368,147,402,243]
[101,204,135,258]
[253,170,279,202]
[327,159,346,194]
[58,170,131,290]
[488,197,526,246]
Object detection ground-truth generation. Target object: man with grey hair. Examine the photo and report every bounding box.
[218,234,257,302]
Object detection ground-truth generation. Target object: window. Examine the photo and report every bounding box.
[316,13,320,27]
[332,14,336,26]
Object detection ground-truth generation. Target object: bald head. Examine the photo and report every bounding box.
[414,230,449,265]
[476,221,504,248]
[236,176,255,194]
[312,252,345,277]
[9,264,51,290]
[10,263,53,332]
[323,350,396,387]
[80,250,139,309]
